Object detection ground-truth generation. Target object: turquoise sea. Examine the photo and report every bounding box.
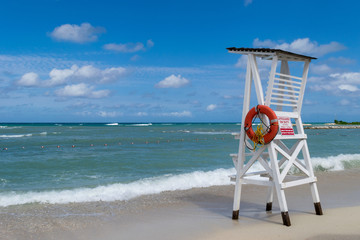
[0,123,360,206]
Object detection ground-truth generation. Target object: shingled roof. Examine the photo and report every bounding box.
[226,47,317,61]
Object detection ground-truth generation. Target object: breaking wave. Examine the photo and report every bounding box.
[0,168,235,207]
[0,153,359,207]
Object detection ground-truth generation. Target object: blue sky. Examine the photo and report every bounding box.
[0,0,359,123]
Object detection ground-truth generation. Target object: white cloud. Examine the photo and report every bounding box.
[244,0,253,6]
[90,89,111,98]
[329,72,360,84]
[147,39,154,48]
[75,65,101,79]
[75,111,92,116]
[206,104,217,111]
[327,57,356,65]
[104,39,154,53]
[0,54,97,76]
[160,111,192,117]
[155,74,190,88]
[223,94,242,99]
[235,55,247,68]
[338,84,358,92]
[47,65,78,86]
[253,38,275,48]
[17,72,40,87]
[235,54,272,69]
[303,99,317,105]
[103,42,145,53]
[311,64,333,75]
[50,23,105,43]
[308,76,326,82]
[136,112,148,117]
[130,55,140,61]
[43,65,126,86]
[339,99,350,106]
[55,83,110,98]
[253,38,345,57]
[310,71,360,94]
[97,111,121,117]
[100,67,127,83]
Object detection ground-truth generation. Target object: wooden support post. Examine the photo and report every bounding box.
[281,212,291,226]
[266,179,274,212]
[314,202,323,215]
[268,141,291,226]
[266,202,273,212]
[232,56,253,219]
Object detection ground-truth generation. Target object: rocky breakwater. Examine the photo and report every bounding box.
[305,124,360,129]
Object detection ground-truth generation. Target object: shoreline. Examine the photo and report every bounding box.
[1,169,360,239]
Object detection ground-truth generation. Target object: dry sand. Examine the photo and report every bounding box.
[0,169,360,240]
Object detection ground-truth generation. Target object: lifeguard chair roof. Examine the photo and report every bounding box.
[227,47,317,61]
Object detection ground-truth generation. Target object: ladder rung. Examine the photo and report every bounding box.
[275,72,303,80]
[274,82,301,90]
[272,87,300,94]
[270,102,297,107]
[275,134,307,140]
[281,176,317,189]
[274,77,302,85]
[244,170,269,177]
[270,96,298,104]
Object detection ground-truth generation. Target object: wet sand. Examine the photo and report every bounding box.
[1,170,360,240]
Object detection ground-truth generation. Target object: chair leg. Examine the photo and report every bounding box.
[266,202,273,212]
[275,185,291,226]
[266,184,274,212]
[232,178,242,220]
[310,183,323,215]
[281,212,291,226]
[314,202,323,215]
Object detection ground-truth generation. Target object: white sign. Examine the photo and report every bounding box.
[278,117,295,135]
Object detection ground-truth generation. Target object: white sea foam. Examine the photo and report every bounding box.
[0,134,32,138]
[247,153,360,173]
[311,153,360,171]
[0,126,22,129]
[129,123,152,127]
[0,168,235,207]
[179,130,191,133]
[106,123,119,126]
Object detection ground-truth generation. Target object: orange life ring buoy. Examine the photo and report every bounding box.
[244,105,279,144]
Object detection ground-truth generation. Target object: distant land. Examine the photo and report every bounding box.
[334,120,360,125]
[304,120,360,129]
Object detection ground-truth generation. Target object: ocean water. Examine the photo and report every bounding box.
[0,123,359,207]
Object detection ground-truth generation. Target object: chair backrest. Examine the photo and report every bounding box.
[265,60,309,120]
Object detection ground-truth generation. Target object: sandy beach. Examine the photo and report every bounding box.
[1,169,359,240]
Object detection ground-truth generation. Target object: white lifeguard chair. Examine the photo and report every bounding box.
[228,47,323,226]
